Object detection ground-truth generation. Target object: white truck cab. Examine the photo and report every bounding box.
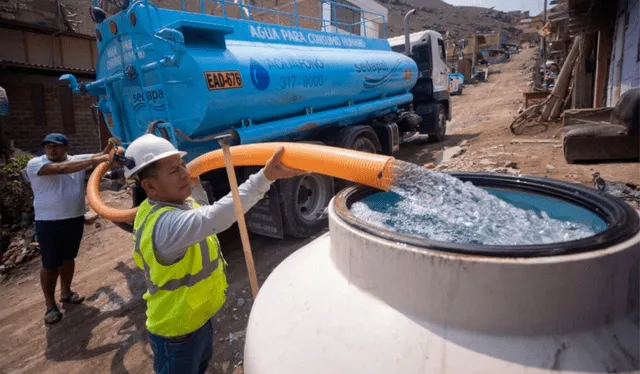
[388,30,450,96]
[387,29,451,142]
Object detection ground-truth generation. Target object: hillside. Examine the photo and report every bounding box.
[380,0,522,40]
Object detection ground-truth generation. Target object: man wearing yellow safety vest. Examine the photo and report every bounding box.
[122,134,307,374]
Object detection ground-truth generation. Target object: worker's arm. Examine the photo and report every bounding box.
[36,154,110,176]
[35,137,120,176]
[151,169,273,264]
[152,147,307,265]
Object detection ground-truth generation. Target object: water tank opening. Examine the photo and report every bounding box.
[336,172,640,258]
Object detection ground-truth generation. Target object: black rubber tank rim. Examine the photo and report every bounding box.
[334,172,640,258]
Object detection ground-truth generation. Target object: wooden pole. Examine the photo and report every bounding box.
[542,0,548,62]
[540,35,581,121]
[216,134,260,298]
[472,35,477,75]
[593,29,613,108]
[572,33,596,109]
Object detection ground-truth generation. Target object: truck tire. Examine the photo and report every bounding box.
[279,173,334,238]
[351,135,378,153]
[431,103,447,142]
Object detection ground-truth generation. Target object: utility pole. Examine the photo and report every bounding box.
[472,34,477,75]
[542,0,548,62]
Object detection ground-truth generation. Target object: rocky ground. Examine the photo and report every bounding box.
[0,47,638,374]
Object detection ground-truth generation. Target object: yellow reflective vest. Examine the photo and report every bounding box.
[132,197,228,337]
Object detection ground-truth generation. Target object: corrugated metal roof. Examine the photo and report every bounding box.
[548,8,569,22]
[568,0,616,36]
[0,60,96,75]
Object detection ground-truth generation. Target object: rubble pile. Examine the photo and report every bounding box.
[0,226,39,279]
[592,172,640,210]
[518,60,533,72]
[518,55,539,83]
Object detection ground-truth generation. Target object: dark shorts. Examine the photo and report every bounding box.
[35,216,85,269]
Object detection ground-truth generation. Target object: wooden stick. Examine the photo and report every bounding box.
[540,36,581,122]
[216,135,260,298]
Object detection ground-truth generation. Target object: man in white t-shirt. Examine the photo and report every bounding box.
[26,133,117,325]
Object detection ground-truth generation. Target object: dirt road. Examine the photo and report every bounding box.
[1,47,638,374]
[396,48,639,186]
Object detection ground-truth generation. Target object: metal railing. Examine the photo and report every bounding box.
[97,0,386,38]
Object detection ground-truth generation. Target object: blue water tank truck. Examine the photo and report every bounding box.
[61,0,451,239]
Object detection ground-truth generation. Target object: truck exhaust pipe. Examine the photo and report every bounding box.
[404,9,416,56]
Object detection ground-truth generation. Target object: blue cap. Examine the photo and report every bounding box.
[41,133,69,146]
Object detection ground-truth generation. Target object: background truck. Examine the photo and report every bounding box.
[61,0,451,240]
[387,29,452,142]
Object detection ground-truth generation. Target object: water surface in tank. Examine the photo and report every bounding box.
[351,163,607,246]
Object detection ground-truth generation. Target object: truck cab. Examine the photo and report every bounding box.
[387,30,452,142]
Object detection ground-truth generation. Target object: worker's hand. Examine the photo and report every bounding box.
[103,137,122,154]
[263,147,309,181]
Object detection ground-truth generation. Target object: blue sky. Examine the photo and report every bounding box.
[442,0,544,15]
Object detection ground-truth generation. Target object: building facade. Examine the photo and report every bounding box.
[0,0,106,155]
[0,24,103,154]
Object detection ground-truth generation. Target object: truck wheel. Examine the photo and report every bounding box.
[351,135,378,153]
[279,173,334,238]
[431,103,447,142]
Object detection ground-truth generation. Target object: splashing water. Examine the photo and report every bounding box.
[351,162,604,246]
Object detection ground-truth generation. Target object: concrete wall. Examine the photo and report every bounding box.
[0,76,101,154]
[607,0,640,106]
[327,0,386,37]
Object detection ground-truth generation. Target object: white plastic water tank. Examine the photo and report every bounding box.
[244,184,640,374]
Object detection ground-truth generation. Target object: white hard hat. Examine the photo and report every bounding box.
[123,134,186,178]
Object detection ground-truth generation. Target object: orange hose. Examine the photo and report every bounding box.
[87,142,396,223]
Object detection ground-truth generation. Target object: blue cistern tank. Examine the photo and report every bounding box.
[76,0,419,158]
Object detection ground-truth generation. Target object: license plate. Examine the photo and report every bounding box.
[204,70,243,91]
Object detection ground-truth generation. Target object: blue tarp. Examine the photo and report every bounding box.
[449,72,465,84]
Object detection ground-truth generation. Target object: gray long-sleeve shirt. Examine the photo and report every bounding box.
[147,169,274,265]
